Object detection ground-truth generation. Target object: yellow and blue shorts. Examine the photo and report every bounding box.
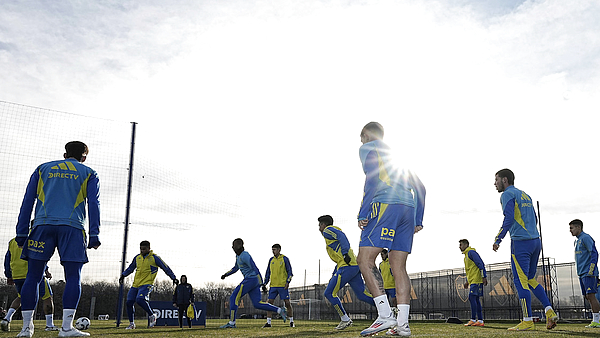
[359,203,415,253]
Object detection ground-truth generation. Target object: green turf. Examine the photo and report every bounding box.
[1,319,600,337]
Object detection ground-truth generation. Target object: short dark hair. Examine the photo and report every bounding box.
[318,215,334,226]
[381,249,388,254]
[459,239,469,246]
[496,168,515,185]
[140,240,150,247]
[65,141,88,162]
[569,219,583,229]
[272,244,281,249]
[233,238,244,246]
[362,122,384,139]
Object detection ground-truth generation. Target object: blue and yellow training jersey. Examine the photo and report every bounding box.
[379,257,395,289]
[462,246,487,284]
[122,250,176,288]
[264,254,293,287]
[494,185,538,245]
[321,225,358,270]
[4,238,28,280]
[16,158,100,241]
[575,232,599,277]
[223,251,263,282]
[358,140,425,225]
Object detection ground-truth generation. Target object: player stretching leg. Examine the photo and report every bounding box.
[318,216,374,330]
[355,122,426,337]
[119,240,178,329]
[220,239,287,328]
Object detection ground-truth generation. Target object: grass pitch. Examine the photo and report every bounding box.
[1,319,599,337]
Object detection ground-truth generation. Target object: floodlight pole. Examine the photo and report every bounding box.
[116,122,137,327]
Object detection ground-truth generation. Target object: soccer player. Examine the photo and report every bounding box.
[459,239,487,327]
[15,141,101,338]
[356,122,426,337]
[119,240,178,330]
[1,238,58,332]
[318,215,374,330]
[219,238,288,328]
[569,219,600,328]
[379,249,397,309]
[493,168,558,331]
[263,244,294,328]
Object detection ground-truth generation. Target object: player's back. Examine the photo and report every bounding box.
[237,251,261,279]
[33,158,98,228]
[322,226,357,268]
[379,259,395,289]
[463,247,484,284]
[359,140,418,207]
[501,186,539,240]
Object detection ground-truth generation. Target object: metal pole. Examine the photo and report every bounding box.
[537,201,551,306]
[318,259,320,285]
[116,122,137,327]
[304,269,307,289]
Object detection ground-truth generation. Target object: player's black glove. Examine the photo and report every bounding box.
[343,253,351,265]
[261,284,268,293]
[88,235,101,249]
[173,278,179,286]
[15,235,27,248]
[119,275,125,284]
[221,274,226,280]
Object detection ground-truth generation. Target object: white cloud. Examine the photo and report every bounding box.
[1,0,599,285]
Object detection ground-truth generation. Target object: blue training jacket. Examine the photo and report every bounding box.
[575,232,599,277]
[16,158,100,241]
[358,140,425,226]
[494,185,538,245]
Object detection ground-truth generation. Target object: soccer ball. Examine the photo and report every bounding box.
[75,317,91,330]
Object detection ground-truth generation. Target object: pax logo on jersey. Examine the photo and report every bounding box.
[28,240,45,249]
[380,228,395,237]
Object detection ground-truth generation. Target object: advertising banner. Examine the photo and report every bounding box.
[149,301,206,327]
